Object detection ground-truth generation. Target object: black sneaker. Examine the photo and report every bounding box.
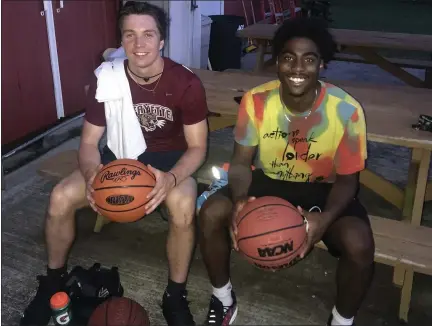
[162,290,195,326]
[205,291,238,325]
[20,275,66,326]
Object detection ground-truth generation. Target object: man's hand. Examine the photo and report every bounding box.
[298,206,331,259]
[145,165,176,215]
[230,196,256,251]
[85,164,103,213]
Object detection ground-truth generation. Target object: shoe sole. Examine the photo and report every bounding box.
[229,305,238,325]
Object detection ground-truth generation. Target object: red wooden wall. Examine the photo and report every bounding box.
[1,0,119,146]
[224,0,300,24]
[224,0,265,23]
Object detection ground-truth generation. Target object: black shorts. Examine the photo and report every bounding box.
[218,169,370,257]
[101,146,184,172]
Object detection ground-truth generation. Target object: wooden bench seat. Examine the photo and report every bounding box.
[317,215,432,322]
[37,148,432,322]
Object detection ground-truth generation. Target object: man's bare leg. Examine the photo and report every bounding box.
[21,169,88,326]
[161,177,197,325]
[46,169,88,269]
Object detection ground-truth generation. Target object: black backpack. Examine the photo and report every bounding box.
[64,263,124,325]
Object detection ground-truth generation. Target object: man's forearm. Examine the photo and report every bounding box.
[78,144,102,181]
[322,173,359,225]
[169,147,206,185]
[228,164,253,203]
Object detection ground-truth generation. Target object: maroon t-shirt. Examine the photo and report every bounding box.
[85,57,208,152]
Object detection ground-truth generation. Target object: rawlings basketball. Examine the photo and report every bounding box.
[235,196,307,271]
[92,159,156,222]
[87,297,150,326]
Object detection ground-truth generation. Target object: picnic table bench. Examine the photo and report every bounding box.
[236,24,432,88]
[36,68,432,323]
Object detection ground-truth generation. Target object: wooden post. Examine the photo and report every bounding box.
[93,214,110,233]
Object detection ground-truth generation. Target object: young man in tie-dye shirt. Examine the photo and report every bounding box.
[198,17,374,326]
[235,78,367,183]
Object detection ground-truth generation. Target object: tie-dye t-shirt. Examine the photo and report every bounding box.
[234,80,367,183]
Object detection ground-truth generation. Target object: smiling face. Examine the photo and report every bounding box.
[121,14,164,70]
[277,37,323,97]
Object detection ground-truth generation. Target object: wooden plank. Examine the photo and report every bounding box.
[360,169,404,210]
[369,215,432,247]
[37,149,78,179]
[402,149,423,219]
[94,214,110,233]
[315,221,432,276]
[193,69,432,150]
[393,265,406,287]
[236,25,432,52]
[373,236,432,275]
[399,266,414,323]
[348,46,426,88]
[254,40,267,73]
[410,149,431,225]
[333,53,432,69]
[208,116,236,132]
[426,182,432,202]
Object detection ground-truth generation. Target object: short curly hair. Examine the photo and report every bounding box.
[272,17,337,63]
[119,1,170,40]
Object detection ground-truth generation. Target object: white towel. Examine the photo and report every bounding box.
[94,58,146,160]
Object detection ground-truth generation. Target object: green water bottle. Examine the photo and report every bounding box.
[50,292,73,325]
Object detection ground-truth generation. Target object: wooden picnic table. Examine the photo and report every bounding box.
[236,24,432,88]
[192,68,432,226]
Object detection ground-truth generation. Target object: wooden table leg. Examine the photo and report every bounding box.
[426,183,432,202]
[360,169,404,210]
[426,68,432,88]
[402,148,423,219]
[94,214,111,233]
[394,149,429,323]
[425,53,432,88]
[348,46,426,88]
[398,265,414,323]
[254,40,267,73]
[402,148,431,225]
[410,149,431,225]
[1,163,5,191]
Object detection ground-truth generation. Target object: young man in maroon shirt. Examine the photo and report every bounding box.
[20,2,208,325]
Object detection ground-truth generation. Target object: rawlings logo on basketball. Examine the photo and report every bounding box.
[106,195,135,206]
[100,168,141,183]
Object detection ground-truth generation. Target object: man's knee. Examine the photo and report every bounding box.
[340,219,375,266]
[198,193,232,238]
[165,177,197,228]
[48,170,86,218]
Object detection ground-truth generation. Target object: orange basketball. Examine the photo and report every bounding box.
[235,196,307,271]
[92,159,156,222]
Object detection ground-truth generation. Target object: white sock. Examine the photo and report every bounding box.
[331,306,354,326]
[212,280,233,307]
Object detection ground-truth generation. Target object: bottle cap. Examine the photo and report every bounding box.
[50,292,69,310]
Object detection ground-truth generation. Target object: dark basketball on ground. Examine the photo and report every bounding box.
[235,196,307,271]
[87,297,150,326]
[92,159,156,222]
